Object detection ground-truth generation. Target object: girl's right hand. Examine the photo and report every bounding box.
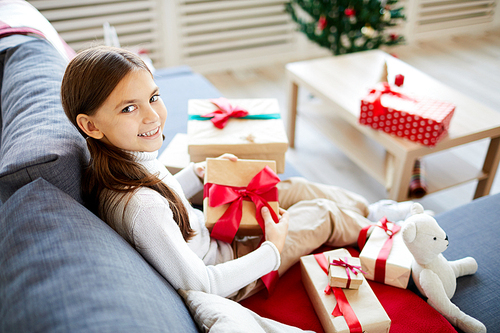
[262,207,289,253]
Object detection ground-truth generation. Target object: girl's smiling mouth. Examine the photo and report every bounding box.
[138,126,160,138]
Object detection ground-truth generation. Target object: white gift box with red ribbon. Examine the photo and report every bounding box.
[358,218,413,289]
[359,82,455,147]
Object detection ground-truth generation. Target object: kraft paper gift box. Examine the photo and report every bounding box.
[328,255,364,290]
[188,98,289,173]
[359,82,455,147]
[300,248,391,333]
[358,219,413,289]
[203,158,280,242]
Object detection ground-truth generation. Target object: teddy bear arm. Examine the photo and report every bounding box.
[419,269,456,315]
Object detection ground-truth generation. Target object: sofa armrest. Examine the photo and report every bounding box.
[0,178,199,333]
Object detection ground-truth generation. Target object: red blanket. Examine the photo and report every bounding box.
[241,246,456,332]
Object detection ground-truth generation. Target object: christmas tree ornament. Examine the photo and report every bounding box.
[340,33,351,48]
[361,25,376,38]
[354,36,366,47]
[381,9,391,22]
[315,15,327,35]
[344,8,356,16]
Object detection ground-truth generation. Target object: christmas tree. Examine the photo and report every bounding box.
[286,0,405,55]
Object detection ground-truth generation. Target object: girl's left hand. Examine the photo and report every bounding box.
[193,153,238,180]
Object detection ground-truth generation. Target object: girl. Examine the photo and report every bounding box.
[61,46,415,301]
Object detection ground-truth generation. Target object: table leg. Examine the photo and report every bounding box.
[388,153,416,202]
[287,81,298,148]
[474,136,500,199]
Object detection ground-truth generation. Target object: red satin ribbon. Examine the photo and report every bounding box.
[369,82,416,117]
[314,253,363,333]
[330,257,366,289]
[357,217,401,284]
[201,97,249,129]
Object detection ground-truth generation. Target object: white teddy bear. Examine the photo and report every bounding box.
[401,203,486,333]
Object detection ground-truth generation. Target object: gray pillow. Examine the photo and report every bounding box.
[0,178,198,333]
[0,36,88,204]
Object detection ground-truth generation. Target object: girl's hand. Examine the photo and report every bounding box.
[193,153,238,180]
[262,207,289,253]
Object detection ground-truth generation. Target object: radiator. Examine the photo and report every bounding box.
[172,0,297,73]
[414,0,496,34]
[28,0,164,66]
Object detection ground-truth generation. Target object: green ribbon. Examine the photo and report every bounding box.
[188,113,281,121]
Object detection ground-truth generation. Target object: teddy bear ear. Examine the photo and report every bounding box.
[402,221,417,244]
[410,203,424,216]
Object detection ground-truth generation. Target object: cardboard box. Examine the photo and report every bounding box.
[188,99,288,173]
[328,256,364,290]
[300,248,391,333]
[359,82,455,147]
[359,221,413,289]
[203,158,279,239]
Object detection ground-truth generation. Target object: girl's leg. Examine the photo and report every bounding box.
[277,177,370,217]
[278,197,371,276]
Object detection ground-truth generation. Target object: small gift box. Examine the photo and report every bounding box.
[328,256,364,290]
[188,98,289,173]
[358,218,413,289]
[203,158,280,243]
[300,248,391,333]
[359,82,455,147]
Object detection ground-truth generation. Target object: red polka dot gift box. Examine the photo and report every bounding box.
[359,82,455,147]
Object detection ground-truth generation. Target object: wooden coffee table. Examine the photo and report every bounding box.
[286,50,500,201]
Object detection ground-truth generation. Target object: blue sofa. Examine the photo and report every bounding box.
[1,35,498,333]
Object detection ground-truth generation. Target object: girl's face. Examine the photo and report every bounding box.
[79,69,167,152]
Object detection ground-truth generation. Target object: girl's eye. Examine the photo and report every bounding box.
[121,105,136,113]
[150,94,160,103]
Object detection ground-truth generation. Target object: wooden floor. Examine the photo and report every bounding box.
[205,29,500,215]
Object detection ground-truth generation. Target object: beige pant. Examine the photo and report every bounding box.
[230,177,372,301]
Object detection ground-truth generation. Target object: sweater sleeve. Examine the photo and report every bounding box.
[128,190,280,298]
[174,162,203,199]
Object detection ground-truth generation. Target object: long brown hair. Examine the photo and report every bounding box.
[61,46,193,241]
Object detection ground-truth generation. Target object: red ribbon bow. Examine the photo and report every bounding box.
[204,165,280,243]
[201,97,249,129]
[369,82,415,117]
[357,217,401,284]
[314,253,363,333]
[330,257,366,289]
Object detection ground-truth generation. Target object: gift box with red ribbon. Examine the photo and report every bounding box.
[358,217,413,289]
[203,158,280,243]
[328,255,365,290]
[359,82,455,147]
[300,248,391,333]
[188,98,289,173]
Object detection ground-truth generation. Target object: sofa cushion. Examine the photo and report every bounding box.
[0,178,198,333]
[434,193,500,332]
[0,36,88,204]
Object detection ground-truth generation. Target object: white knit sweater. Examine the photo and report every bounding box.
[105,151,280,298]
